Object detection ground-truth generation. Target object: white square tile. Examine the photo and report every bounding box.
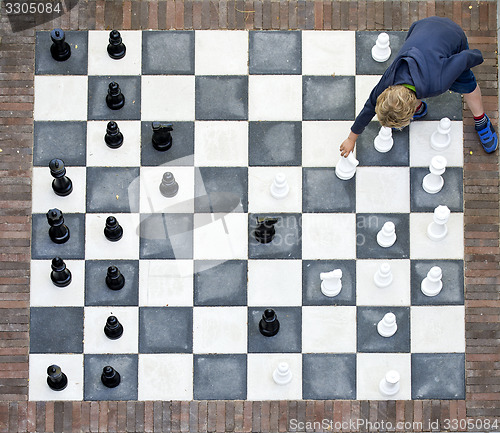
[411,306,465,353]
[302,121,352,167]
[355,75,382,121]
[247,353,302,400]
[302,31,355,75]
[356,167,410,213]
[302,213,356,259]
[248,260,302,306]
[248,167,302,213]
[141,76,195,121]
[195,30,248,75]
[249,75,302,121]
[88,31,142,75]
[302,306,356,353]
[138,354,193,400]
[193,306,247,353]
[34,76,88,121]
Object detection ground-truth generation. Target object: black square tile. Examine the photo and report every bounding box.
[249,31,301,75]
[248,122,301,166]
[355,31,407,75]
[30,307,83,353]
[302,354,356,399]
[423,92,463,121]
[139,307,192,353]
[142,31,194,75]
[194,354,247,400]
[195,76,248,120]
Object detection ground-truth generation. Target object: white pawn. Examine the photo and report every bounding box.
[320,269,342,297]
[427,205,450,241]
[270,172,289,199]
[273,362,293,385]
[423,155,447,194]
[430,117,451,151]
[371,32,391,62]
[374,262,393,288]
[421,266,443,297]
[335,153,359,181]
[377,312,397,337]
[374,126,394,153]
[377,221,396,248]
[379,370,400,397]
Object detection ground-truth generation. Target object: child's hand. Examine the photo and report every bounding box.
[340,138,356,157]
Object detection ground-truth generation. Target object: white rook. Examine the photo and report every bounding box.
[273,362,293,385]
[421,266,443,297]
[430,118,452,151]
[423,155,447,194]
[335,153,359,181]
[270,172,289,200]
[377,221,396,248]
[379,370,401,397]
[377,312,397,337]
[371,32,391,63]
[320,269,342,297]
[374,126,394,153]
[374,262,393,288]
[427,205,450,241]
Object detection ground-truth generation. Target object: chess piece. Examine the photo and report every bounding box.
[159,172,179,198]
[373,262,393,288]
[104,216,123,241]
[104,316,124,340]
[374,126,394,153]
[371,32,391,62]
[49,158,73,196]
[270,173,289,200]
[377,312,397,337]
[422,155,447,194]
[253,217,278,244]
[335,153,359,180]
[50,29,71,62]
[46,208,70,244]
[50,257,72,288]
[379,370,400,397]
[105,265,125,290]
[430,117,451,150]
[377,221,396,248]
[46,365,68,391]
[106,82,125,110]
[427,205,450,241]
[101,366,121,388]
[320,269,342,297]
[152,122,173,151]
[104,121,124,149]
[259,308,280,337]
[107,30,126,60]
[421,266,443,297]
[273,362,293,385]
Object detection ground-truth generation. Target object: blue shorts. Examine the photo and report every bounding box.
[448,41,478,94]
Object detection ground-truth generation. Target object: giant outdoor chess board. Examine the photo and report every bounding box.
[30,30,466,401]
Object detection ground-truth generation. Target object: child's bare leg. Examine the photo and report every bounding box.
[463,84,484,117]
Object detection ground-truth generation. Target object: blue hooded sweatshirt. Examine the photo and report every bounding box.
[351,16,484,135]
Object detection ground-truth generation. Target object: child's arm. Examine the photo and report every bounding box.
[340,131,359,157]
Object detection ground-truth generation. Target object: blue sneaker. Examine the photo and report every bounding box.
[412,101,427,120]
[476,115,498,153]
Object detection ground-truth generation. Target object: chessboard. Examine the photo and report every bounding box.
[30,29,466,401]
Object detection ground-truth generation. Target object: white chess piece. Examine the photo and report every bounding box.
[320,269,342,297]
[371,32,391,62]
[377,221,396,248]
[374,126,394,153]
[374,262,393,288]
[422,155,447,194]
[427,205,450,241]
[273,362,293,385]
[379,370,400,397]
[377,312,397,337]
[421,266,443,297]
[270,172,289,199]
[335,153,359,181]
[430,118,452,150]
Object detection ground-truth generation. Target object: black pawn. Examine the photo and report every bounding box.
[50,29,71,62]
[106,82,125,110]
[49,158,73,196]
[104,216,123,241]
[259,308,280,337]
[159,172,179,198]
[104,316,124,339]
[253,217,278,244]
[107,30,126,60]
[50,257,72,288]
[47,365,68,391]
[104,121,124,149]
[47,209,70,244]
[106,265,125,290]
[151,122,173,151]
[101,366,121,388]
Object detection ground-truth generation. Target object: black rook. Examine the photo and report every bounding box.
[47,365,68,391]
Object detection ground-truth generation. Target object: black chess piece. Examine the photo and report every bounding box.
[159,172,179,198]
[259,308,280,337]
[50,257,72,288]
[46,365,68,391]
[49,158,73,196]
[50,29,71,62]
[253,217,278,244]
[106,82,125,110]
[107,30,126,60]
[151,122,173,151]
[104,315,124,340]
[46,209,70,244]
[104,216,123,241]
[101,366,121,388]
[104,121,124,149]
[105,265,125,290]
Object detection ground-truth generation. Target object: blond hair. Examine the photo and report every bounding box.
[375,85,418,129]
